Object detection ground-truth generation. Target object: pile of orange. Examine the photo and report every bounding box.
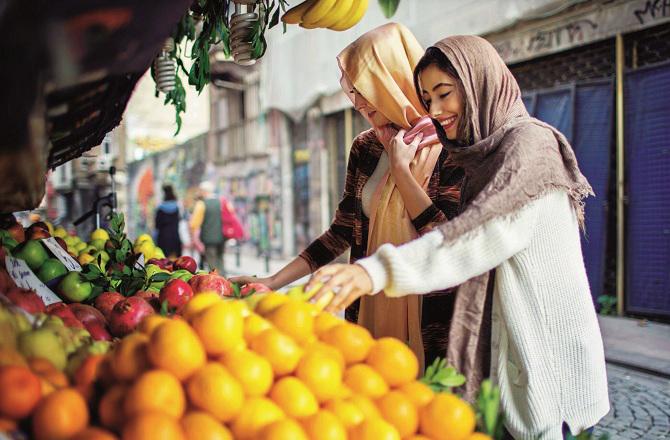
[79,292,492,440]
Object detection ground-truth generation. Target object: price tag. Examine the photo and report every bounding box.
[41,237,82,272]
[135,253,145,269]
[4,256,62,305]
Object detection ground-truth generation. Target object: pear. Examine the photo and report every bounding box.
[18,328,67,370]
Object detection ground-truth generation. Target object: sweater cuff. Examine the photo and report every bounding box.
[356,255,390,296]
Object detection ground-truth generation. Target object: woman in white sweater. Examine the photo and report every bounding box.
[308,36,610,440]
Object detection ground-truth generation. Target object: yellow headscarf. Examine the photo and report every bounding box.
[337,22,426,129]
[338,23,444,371]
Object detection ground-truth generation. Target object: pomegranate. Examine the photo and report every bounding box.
[173,256,197,274]
[159,279,194,313]
[239,282,272,297]
[94,292,125,321]
[188,272,233,297]
[5,287,46,314]
[109,296,155,337]
[135,290,161,311]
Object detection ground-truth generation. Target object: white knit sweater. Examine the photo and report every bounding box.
[357,191,610,439]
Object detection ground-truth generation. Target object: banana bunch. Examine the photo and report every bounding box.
[282,0,369,31]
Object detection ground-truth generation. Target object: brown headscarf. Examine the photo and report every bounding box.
[420,36,593,401]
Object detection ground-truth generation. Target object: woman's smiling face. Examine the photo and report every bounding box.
[418,64,465,140]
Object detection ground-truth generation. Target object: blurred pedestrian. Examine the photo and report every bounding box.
[154,185,182,258]
[190,181,225,274]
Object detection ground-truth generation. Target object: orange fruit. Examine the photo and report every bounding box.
[181,411,233,440]
[254,293,289,316]
[467,434,493,440]
[98,384,127,430]
[266,301,314,344]
[186,362,244,422]
[343,364,389,399]
[366,337,418,387]
[148,319,206,381]
[399,381,434,408]
[243,313,273,343]
[377,390,419,437]
[122,411,185,440]
[269,376,318,419]
[32,388,89,440]
[29,357,69,388]
[74,354,105,399]
[70,427,118,440]
[139,314,169,335]
[250,329,303,376]
[192,302,244,356]
[0,417,17,432]
[349,417,401,440]
[0,347,27,367]
[313,312,341,336]
[231,397,285,439]
[110,332,150,381]
[0,365,42,419]
[301,410,346,440]
[220,349,274,397]
[124,369,185,418]
[405,436,432,440]
[304,341,345,370]
[323,399,365,429]
[182,292,222,322]
[419,393,476,440]
[320,323,373,365]
[295,350,343,403]
[347,395,381,419]
[259,419,308,440]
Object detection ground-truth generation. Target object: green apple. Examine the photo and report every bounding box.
[170,269,193,282]
[57,272,93,302]
[78,245,96,256]
[18,328,67,370]
[90,239,107,251]
[13,239,49,270]
[37,258,68,283]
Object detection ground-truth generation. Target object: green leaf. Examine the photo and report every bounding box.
[378,0,400,18]
[160,300,170,316]
[150,272,171,283]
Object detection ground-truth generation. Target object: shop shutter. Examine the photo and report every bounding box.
[624,61,670,317]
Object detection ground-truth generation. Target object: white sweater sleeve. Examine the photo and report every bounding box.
[356,195,542,297]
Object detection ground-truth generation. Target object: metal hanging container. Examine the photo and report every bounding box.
[230,0,260,66]
[154,38,177,93]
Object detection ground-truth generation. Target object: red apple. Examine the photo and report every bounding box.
[174,256,197,274]
[240,282,272,297]
[147,258,173,271]
[188,272,233,297]
[54,237,68,252]
[68,303,107,326]
[7,223,25,243]
[46,302,78,321]
[0,267,16,290]
[5,287,46,314]
[26,222,50,240]
[94,292,125,321]
[159,279,194,313]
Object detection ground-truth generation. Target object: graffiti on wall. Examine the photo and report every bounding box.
[490,0,670,64]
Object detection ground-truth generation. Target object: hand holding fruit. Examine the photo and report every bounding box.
[306,263,374,313]
[229,275,277,291]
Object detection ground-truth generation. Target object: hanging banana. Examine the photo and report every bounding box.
[281,0,369,31]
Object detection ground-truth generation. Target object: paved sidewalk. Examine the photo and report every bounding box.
[598,315,670,378]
